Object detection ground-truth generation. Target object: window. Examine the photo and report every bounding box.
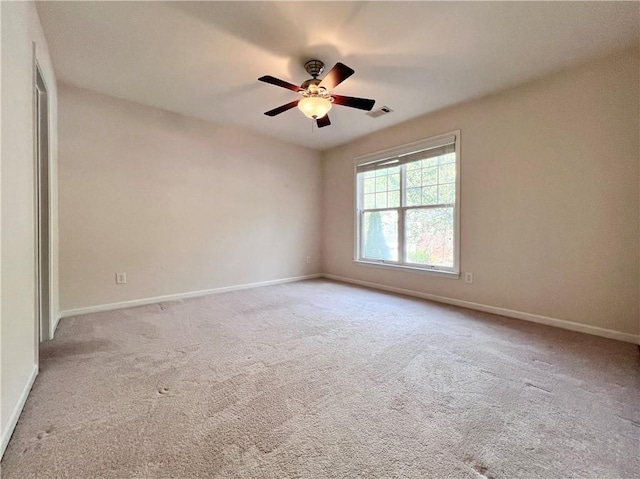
[355,131,460,277]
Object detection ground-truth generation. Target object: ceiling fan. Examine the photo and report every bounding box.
[258,60,375,128]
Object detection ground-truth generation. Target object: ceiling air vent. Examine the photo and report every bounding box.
[366,106,393,118]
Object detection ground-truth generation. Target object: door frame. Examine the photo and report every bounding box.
[34,56,52,347]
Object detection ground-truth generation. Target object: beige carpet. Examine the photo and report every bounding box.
[1,279,639,478]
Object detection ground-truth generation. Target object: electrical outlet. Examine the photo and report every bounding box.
[464,272,473,284]
[116,272,127,284]
[306,256,312,264]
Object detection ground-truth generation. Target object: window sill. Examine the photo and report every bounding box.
[353,260,460,279]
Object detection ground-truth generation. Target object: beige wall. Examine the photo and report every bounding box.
[322,47,640,338]
[1,0,59,452]
[58,84,322,312]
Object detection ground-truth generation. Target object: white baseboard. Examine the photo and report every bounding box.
[323,274,640,345]
[55,271,640,344]
[1,364,38,459]
[59,274,323,319]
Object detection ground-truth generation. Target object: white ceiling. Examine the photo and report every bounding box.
[37,1,638,151]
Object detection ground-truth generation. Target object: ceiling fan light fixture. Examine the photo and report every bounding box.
[298,96,332,119]
[259,60,375,126]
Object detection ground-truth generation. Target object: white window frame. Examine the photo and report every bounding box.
[353,130,461,279]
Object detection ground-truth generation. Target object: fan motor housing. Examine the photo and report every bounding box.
[304,59,325,78]
[300,78,322,91]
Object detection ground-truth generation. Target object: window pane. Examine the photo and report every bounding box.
[360,164,404,211]
[422,186,438,205]
[388,190,400,207]
[438,163,455,184]
[406,187,422,206]
[363,177,376,194]
[375,192,387,208]
[439,153,455,165]
[405,207,454,267]
[363,210,398,261]
[438,184,455,204]
[388,173,400,190]
[422,166,438,186]
[364,193,375,209]
[407,169,422,188]
[421,157,439,168]
[404,157,456,207]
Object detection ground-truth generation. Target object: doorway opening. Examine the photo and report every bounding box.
[35,64,51,344]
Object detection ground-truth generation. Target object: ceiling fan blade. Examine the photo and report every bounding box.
[258,75,303,92]
[319,63,354,90]
[316,114,331,128]
[264,100,299,117]
[332,94,375,111]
